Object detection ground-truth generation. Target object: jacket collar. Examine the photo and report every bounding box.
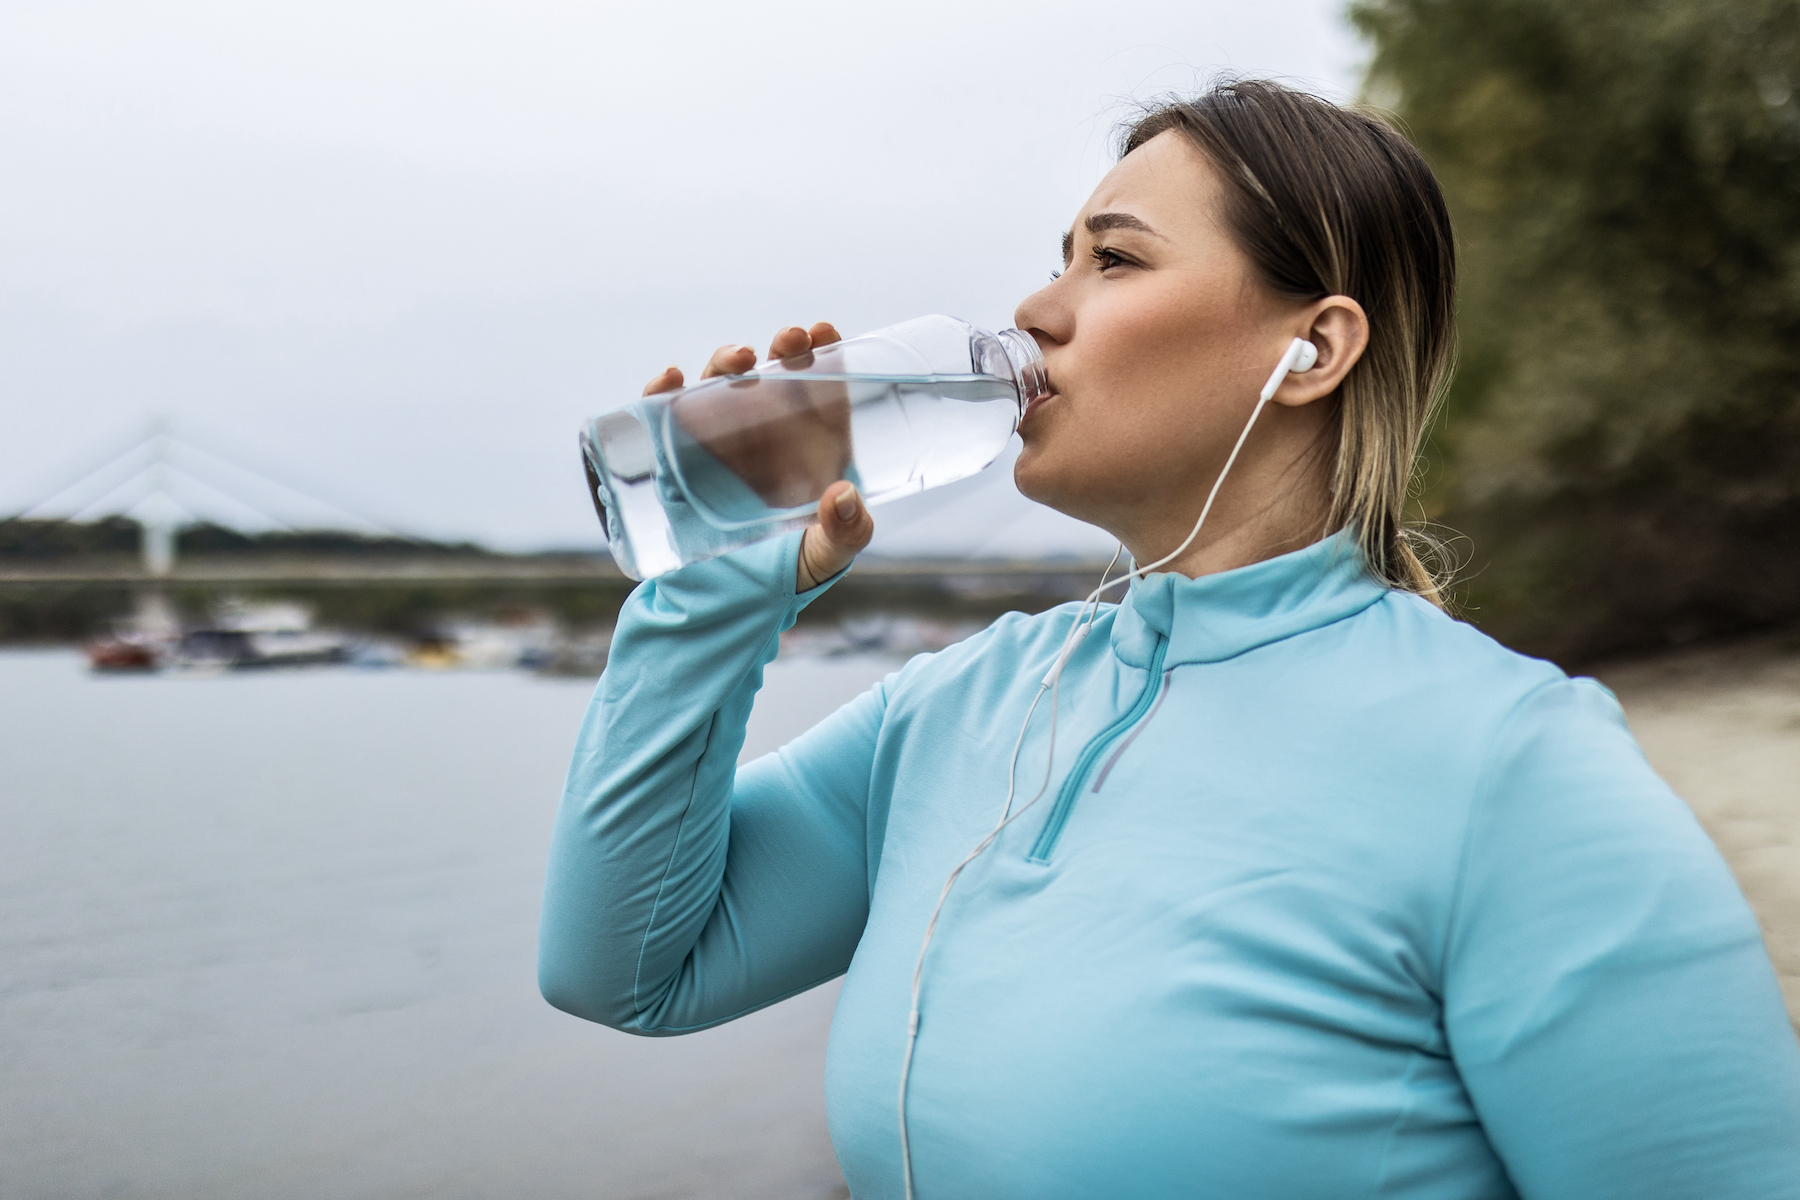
[1108,530,1388,670]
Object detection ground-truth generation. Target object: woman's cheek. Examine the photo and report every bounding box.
[1014,407,1087,505]
[1012,421,1062,503]
[1014,404,1121,510]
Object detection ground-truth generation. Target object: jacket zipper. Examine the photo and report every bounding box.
[1027,633,1169,863]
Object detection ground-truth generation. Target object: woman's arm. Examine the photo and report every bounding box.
[1444,679,1800,1198]
[537,531,883,1034]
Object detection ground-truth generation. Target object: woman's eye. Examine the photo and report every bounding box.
[1090,246,1129,271]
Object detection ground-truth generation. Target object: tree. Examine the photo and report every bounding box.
[1353,0,1800,660]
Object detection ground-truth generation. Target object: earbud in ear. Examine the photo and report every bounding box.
[1259,337,1322,402]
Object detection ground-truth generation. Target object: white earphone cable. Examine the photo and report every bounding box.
[895,546,1120,1194]
[895,338,1313,1199]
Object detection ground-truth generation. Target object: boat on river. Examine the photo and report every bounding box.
[86,600,352,672]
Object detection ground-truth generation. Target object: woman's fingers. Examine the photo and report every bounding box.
[765,325,815,362]
[700,343,758,380]
[797,480,874,592]
[648,323,835,399]
[642,366,684,396]
[679,323,839,387]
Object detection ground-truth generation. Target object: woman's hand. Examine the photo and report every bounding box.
[796,477,873,591]
[642,322,874,591]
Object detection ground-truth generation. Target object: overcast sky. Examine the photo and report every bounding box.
[0,0,1365,557]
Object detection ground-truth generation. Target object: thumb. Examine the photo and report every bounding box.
[797,481,873,591]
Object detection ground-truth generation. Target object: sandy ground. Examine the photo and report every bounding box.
[1598,636,1800,1020]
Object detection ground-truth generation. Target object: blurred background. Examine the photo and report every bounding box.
[1,1,1796,1198]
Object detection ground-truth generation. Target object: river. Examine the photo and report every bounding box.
[0,649,894,1200]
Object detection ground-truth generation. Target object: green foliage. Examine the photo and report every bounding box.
[0,588,137,642]
[0,518,489,560]
[174,523,488,558]
[1353,0,1800,660]
[0,516,141,559]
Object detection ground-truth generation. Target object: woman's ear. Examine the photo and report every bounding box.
[1272,296,1369,407]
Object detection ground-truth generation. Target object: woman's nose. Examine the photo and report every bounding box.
[1014,279,1069,345]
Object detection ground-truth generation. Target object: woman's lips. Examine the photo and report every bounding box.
[1021,390,1057,424]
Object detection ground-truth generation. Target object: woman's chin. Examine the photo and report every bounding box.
[1011,446,1051,504]
[1011,448,1081,518]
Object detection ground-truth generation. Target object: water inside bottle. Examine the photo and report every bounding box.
[583,371,1018,580]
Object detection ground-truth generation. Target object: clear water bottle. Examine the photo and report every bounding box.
[579,314,1048,580]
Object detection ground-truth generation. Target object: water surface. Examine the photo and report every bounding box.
[0,650,892,1200]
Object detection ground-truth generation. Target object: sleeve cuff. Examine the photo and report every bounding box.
[783,529,853,605]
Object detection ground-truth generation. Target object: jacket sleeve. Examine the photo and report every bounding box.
[537,533,885,1034]
[1443,677,1800,1198]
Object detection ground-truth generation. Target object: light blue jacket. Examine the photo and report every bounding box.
[539,531,1800,1199]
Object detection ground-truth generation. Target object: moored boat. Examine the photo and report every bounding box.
[85,638,161,672]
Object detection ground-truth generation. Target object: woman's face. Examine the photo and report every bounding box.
[1012,131,1324,556]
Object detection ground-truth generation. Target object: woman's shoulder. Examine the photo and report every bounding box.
[880,601,1100,698]
[1359,587,1580,702]
[1356,588,1658,786]
[1349,595,1727,931]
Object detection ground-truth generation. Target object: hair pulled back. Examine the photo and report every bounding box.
[1123,80,1456,601]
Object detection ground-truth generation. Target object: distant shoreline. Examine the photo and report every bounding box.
[0,550,1115,645]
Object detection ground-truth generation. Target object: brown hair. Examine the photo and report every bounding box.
[1123,80,1456,603]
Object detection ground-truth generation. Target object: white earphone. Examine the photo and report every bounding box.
[895,335,1319,1200]
[1261,336,1318,401]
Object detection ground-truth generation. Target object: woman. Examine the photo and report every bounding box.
[538,82,1800,1198]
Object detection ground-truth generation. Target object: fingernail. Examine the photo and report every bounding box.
[834,484,860,521]
[734,344,754,356]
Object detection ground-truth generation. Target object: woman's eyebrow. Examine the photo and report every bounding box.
[1086,211,1166,239]
[1062,211,1168,263]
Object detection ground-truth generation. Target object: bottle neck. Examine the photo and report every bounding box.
[996,328,1049,408]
